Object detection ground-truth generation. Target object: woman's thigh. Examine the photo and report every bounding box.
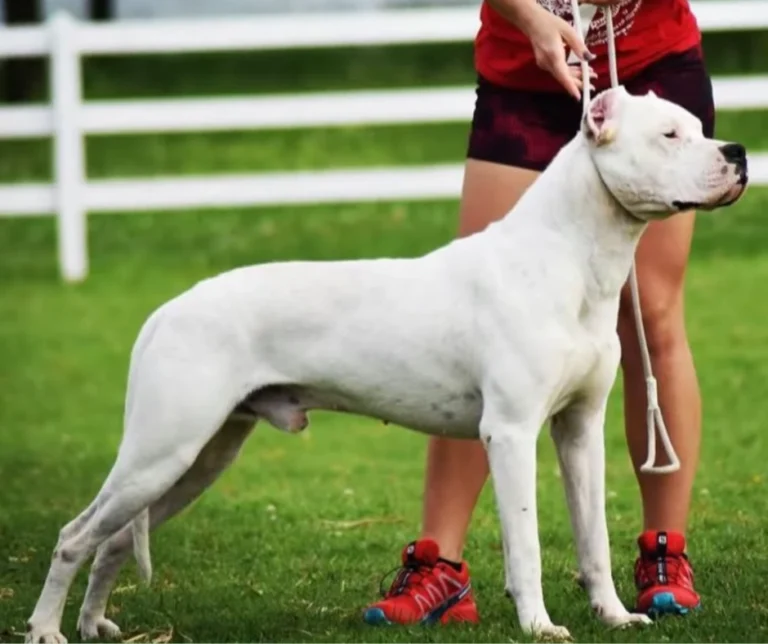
[624,46,715,138]
[459,46,715,240]
[461,77,582,234]
[458,160,539,236]
[618,47,714,325]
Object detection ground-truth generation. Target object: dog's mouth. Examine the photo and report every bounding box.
[719,181,748,206]
[671,199,703,211]
[673,178,748,212]
[716,166,749,207]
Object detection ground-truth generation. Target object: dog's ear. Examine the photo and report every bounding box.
[584,88,620,146]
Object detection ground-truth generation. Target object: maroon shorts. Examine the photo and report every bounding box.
[467,47,716,171]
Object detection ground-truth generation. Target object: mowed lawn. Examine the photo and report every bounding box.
[2,36,768,643]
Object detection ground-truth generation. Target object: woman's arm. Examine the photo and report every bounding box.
[485,0,594,99]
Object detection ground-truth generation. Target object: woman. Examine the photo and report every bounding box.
[363,0,711,625]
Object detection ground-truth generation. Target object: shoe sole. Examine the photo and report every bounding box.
[363,607,392,626]
[646,591,702,618]
[363,608,479,626]
[362,606,478,627]
[361,606,455,626]
[363,583,476,627]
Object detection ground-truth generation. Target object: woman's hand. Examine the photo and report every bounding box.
[515,3,596,100]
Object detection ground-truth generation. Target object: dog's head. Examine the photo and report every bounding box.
[582,86,748,219]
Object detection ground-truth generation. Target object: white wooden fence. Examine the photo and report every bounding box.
[0,3,765,281]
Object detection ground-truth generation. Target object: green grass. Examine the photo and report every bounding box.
[2,41,768,643]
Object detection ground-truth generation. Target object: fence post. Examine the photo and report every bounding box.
[50,10,88,283]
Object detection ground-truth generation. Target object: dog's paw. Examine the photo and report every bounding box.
[77,614,122,641]
[25,625,68,644]
[605,611,653,629]
[528,623,573,642]
[594,604,652,629]
[591,596,653,629]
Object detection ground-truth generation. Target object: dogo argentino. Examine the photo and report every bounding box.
[26,86,748,642]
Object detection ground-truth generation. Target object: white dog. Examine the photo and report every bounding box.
[25,86,747,643]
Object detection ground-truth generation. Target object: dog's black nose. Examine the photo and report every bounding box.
[720,143,747,164]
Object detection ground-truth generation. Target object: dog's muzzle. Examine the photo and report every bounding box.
[672,142,748,212]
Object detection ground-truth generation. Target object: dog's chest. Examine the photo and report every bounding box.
[549,313,618,413]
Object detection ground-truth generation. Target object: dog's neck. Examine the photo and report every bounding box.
[498,134,647,301]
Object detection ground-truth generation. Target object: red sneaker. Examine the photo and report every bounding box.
[634,530,701,616]
[363,539,479,625]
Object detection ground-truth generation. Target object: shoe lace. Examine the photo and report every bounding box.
[635,552,692,589]
[378,562,438,599]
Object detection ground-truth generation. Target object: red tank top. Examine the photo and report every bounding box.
[475,0,702,92]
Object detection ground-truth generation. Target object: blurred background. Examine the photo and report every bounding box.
[1,1,767,642]
[27,0,475,17]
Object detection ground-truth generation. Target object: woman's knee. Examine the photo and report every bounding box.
[617,214,695,368]
[618,284,687,368]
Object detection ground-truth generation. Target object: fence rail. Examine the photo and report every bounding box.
[0,2,762,281]
[5,152,768,219]
[1,74,767,139]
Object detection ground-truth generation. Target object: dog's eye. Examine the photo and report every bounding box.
[663,130,678,139]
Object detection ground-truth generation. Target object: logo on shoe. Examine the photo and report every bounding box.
[412,570,466,615]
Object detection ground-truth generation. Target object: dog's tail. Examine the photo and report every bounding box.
[131,508,152,584]
[125,311,158,585]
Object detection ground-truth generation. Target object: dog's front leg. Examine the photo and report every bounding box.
[551,400,651,629]
[480,413,571,641]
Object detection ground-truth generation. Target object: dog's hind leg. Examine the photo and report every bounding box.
[26,456,204,644]
[26,360,243,644]
[20,500,104,643]
[58,501,98,544]
[551,399,651,629]
[76,418,254,641]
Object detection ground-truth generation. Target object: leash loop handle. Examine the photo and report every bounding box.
[569,0,681,475]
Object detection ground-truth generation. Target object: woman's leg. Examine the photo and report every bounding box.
[619,212,699,533]
[420,160,540,562]
[618,211,702,614]
[363,161,544,627]
[363,80,579,626]
[620,46,713,615]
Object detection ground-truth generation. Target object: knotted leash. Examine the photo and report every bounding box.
[569,0,680,474]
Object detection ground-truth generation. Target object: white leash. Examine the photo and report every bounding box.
[570,0,680,474]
